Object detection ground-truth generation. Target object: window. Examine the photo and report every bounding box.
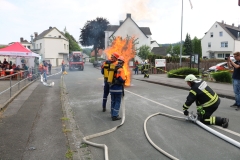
[219,32,223,37]
[64,44,66,49]
[210,32,213,37]
[59,35,61,38]
[40,43,42,49]
[225,53,230,58]
[217,54,223,58]
[208,42,211,48]
[27,46,31,49]
[37,44,38,49]
[215,25,217,28]
[221,42,228,47]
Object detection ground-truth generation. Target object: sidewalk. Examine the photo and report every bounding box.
[132,73,235,100]
[0,67,68,160]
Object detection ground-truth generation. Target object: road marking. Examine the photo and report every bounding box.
[125,89,240,138]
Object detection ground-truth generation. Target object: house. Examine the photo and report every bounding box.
[20,38,32,50]
[150,41,159,49]
[201,21,240,59]
[31,26,69,66]
[151,46,168,56]
[104,13,158,58]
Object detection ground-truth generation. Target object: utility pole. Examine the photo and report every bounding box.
[180,0,183,66]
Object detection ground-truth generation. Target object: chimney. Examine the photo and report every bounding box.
[222,20,224,24]
[119,20,124,25]
[126,13,131,18]
[238,25,240,29]
[49,26,52,29]
[20,37,23,42]
[232,23,234,27]
[34,32,38,38]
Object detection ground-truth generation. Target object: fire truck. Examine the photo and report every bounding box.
[68,51,84,71]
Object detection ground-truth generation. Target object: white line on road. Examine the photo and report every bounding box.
[125,89,240,138]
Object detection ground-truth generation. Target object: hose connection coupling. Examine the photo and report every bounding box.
[187,111,198,123]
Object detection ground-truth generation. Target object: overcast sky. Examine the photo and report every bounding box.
[0,0,240,46]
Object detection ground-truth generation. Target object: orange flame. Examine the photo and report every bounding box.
[104,36,136,86]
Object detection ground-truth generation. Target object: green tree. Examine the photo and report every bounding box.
[82,48,92,57]
[138,45,152,60]
[80,17,109,61]
[173,44,181,56]
[192,36,202,58]
[166,44,173,56]
[183,33,193,55]
[64,31,81,53]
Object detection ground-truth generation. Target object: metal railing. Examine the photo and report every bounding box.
[0,69,40,110]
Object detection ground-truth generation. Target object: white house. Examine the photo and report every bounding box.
[104,13,158,57]
[32,27,69,66]
[201,21,240,59]
[150,40,159,49]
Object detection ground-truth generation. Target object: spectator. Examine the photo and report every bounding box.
[14,65,20,71]
[48,61,52,75]
[227,51,240,111]
[134,60,139,75]
[3,58,8,65]
[12,64,16,70]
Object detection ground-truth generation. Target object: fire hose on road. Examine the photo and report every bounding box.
[144,111,240,160]
[82,96,126,160]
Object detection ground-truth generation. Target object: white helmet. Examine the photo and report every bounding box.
[185,74,197,82]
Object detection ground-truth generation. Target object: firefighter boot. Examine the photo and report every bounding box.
[112,116,121,121]
[222,118,229,128]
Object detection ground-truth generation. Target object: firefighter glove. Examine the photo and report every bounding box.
[183,110,189,116]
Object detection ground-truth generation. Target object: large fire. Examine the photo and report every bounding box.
[104,36,136,86]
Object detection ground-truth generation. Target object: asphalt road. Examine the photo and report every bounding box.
[63,62,240,160]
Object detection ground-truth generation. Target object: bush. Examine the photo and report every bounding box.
[167,67,199,79]
[211,71,232,83]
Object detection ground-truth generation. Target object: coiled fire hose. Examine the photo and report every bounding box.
[82,96,126,160]
[144,112,240,160]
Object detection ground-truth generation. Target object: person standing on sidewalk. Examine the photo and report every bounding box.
[101,52,119,112]
[227,51,240,111]
[183,74,229,128]
[109,56,126,121]
[134,60,139,75]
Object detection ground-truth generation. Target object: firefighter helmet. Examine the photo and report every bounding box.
[185,74,197,82]
[111,52,119,59]
[118,56,125,62]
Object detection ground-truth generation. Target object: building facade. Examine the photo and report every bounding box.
[32,27,69,66]
[201,21,240,59]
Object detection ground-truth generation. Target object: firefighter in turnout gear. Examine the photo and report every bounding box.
[183,74,229,128]
[101,52,119,112]
[110,56,126,121]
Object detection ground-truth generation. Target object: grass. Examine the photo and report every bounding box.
[65,149,73,159]
[60,117,70,121]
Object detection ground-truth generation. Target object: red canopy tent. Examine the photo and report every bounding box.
[0,42,39,57]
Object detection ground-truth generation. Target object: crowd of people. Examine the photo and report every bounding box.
[0,58,29,77]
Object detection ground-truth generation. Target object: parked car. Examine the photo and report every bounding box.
[208,62,228,72]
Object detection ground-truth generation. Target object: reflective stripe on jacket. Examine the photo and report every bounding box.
[109,67,126,94]
[183,81,219,111]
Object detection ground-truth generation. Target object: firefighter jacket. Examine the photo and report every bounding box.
[101,60,118,81]
[109,65,126,94]
[183,80,219,111]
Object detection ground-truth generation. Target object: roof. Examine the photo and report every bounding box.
[217,22,240,40]
[151,47,168,56]
[91,49,103,57]
[106,14,152,38]
[33,27,67,41]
